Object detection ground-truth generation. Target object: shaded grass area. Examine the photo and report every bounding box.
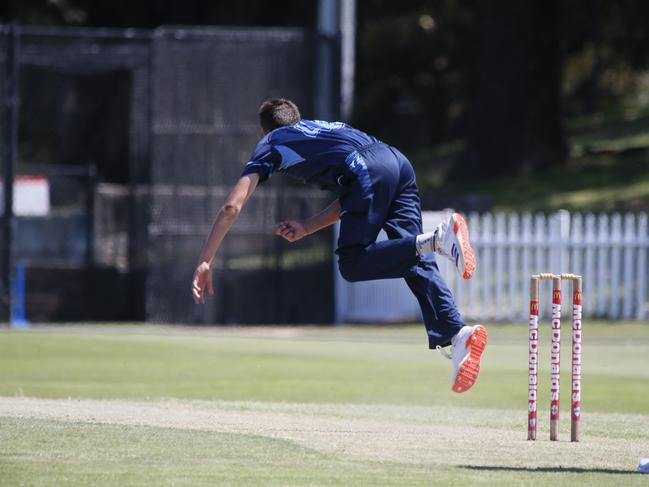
[2,413,647,487]
[413,113,649,212]
[567,113,649,152]
[454,150,649,212]
[0,417,438,487]
[0,419,442,486]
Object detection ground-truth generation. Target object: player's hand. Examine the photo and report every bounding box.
[275,220,308,242]
[192,262,214,304]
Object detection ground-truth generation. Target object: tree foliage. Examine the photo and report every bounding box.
[2,0,648,177]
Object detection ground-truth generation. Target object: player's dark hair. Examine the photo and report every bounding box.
[259,98,301,132]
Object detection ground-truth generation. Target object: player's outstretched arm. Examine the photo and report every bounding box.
[192,173,259,304]
[275,199,341,242]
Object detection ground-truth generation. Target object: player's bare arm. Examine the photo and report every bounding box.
[275,199,341,242]
[192,173,260,304]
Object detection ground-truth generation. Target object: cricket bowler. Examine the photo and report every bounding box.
[192,98,488,392]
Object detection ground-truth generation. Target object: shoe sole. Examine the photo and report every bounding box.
[451,325,488,393]
[453,213,476,280]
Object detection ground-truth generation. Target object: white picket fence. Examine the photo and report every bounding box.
[334,211,649,323]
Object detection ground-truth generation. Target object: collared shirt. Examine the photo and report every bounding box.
[241,120,380,192]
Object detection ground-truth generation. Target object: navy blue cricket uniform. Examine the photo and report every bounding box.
[242,120,465,348]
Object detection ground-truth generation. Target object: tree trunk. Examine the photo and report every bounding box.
[460,0,566,179]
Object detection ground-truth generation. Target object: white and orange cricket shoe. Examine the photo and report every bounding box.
[434,212,476,280]
[437,324,488,393]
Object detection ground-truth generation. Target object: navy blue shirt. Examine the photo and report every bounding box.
[241,120,380,192]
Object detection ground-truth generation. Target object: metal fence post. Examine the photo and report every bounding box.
[316,0,341,120]
[2,23,19,324]
[550,209,570,277]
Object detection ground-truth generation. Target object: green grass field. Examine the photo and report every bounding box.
[1,322,648,486]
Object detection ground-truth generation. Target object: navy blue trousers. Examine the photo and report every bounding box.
[335,143,465,348]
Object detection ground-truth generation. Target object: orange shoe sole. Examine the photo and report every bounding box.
[452,325,488,393]
[453,214,476,280]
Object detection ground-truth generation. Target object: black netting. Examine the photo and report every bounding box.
[0,31,5,196]
[1,24,333,324]
[147,28,330,324]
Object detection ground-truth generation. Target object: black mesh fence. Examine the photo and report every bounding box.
[147,184,332,324]
[0,30,5,171]
[1,24,334,324]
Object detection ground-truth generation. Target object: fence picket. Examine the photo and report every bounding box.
[622,213,635,319]
[637,214,648,320]
[571,213,583,276]
[610,214,622,319]
[468,212,480,318]
[584,213,596,317]
[550,210,570,275]
[480,214,492,319]
[596,214,609,317]
[508,213,519,321]
[494,213,506,320]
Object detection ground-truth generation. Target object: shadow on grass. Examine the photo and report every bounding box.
[442,148,649,212]
[462,465,637,475]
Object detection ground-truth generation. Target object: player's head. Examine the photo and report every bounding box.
[259,98,301,134]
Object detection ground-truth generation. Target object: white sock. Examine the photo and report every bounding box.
[416,231,436,256]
